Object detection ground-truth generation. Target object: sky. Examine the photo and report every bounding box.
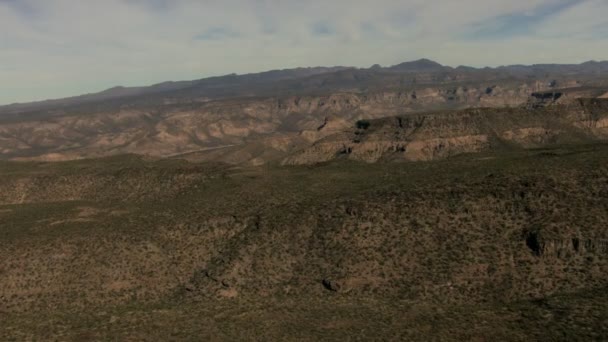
[1,0,607,105]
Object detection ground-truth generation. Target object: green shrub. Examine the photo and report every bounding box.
[356,120,371,130]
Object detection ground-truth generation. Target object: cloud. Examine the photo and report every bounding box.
[195,27,240,41]
[463,0,580,40]
[311,21,335,37]
[0,0,606,104]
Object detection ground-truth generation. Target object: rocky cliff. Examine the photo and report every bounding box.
[283,99,608,165]
[0,81,589,164]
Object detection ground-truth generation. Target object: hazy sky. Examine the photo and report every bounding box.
[1,0,607,104]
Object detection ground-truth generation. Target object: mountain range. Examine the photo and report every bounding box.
[1,59,607,165]
[2,59,608,114]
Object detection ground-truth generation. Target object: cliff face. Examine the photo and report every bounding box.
[0,80,564,164]
[283,99,608,165]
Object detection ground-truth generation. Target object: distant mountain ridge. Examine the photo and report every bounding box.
[0,66,349,115]
[387,58,448,72]
[2,59,607,115]
[1,57,608,164]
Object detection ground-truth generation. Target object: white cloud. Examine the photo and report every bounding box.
[0,0,606,104]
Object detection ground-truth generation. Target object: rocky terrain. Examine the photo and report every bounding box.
[283,98,608,164]
[1,59,607,165]
[1,144,607,340]
[1,59,608,340]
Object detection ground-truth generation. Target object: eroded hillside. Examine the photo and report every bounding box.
[0,83,602,164]
[284,98,608,164]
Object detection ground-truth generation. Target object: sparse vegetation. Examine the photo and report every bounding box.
[0,143,607,340]
[355,119,371,130]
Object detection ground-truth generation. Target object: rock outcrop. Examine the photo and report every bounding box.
[283,99,608,165]
[0,81,587,164]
